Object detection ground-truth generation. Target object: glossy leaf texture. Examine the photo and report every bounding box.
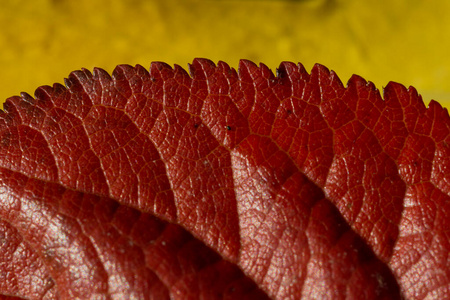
[0,59,449,299]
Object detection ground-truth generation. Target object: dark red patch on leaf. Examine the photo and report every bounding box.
[1,59,449,299]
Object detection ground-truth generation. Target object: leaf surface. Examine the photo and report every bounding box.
[0,59,449,299]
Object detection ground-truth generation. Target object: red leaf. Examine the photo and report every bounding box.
[1,59,449,299]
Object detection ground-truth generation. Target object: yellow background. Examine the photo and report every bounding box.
[1,0,450,109]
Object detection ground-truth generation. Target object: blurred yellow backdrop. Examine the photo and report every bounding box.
[1,0,449,108]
